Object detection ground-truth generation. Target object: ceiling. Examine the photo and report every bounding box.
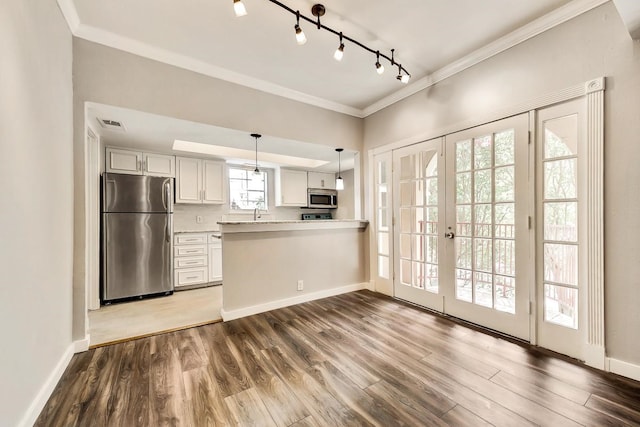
[60,0,613,116]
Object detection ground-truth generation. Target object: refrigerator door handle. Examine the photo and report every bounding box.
[166,214,172,243]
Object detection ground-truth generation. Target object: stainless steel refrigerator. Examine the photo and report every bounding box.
[102,173,174,302]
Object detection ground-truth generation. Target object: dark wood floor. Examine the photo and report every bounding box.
[36,291,640,426]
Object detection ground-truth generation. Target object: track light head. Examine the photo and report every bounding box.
[334,43,344,61]
[401,73,410,84]
[294,11,307,45]
[375,51,384,75]
[233,0,247,17]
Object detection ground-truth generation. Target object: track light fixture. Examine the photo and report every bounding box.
[334,32,344,62]
[233,0,247,17]
[232,1,411,82]
[335,148,344,191]
[251,133,262,174]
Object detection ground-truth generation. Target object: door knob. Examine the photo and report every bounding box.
[445,231,455,239]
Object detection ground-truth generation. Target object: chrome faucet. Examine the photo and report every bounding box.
[253,208,262,221]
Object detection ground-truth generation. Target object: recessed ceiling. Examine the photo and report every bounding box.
[60,0,604,116]
[87,103,357,172]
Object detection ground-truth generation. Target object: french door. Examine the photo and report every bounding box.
[392,138,444,312]
[393,114,531,340]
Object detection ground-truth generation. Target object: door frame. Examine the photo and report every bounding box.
[367,77,605,369]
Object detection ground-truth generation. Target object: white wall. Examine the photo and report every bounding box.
[364,2,640,366]
[0,1,73,426]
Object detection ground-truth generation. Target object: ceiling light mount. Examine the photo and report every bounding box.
[232,0,411,82]
[251,133,262,174]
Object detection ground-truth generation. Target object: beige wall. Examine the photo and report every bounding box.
[222,228,367,312]
[72,39,363,338]
[364,2,640,365]
[0,1,73,425]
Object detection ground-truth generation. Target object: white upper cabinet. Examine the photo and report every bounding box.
[143,152,175,177]
[106,148,143,175]
[203,160,225,204]
[275,169,308,207]
[106,147,175,177]
[308,171,336,190]
[175,157,226,205]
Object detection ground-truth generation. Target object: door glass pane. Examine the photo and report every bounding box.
[544,159,577,199]
[378,256,389,279]
[474,170,492,203]
[544,284,578,329]
[495,239,515,276]
[474,239,492,272]
[495,275,515,313]
[401,259,411,286]
[425,264,438,293]
[400,182,413,205]
[400,234,411,259]
[544,115,577,159]
[400,208,411,233]
[425,236,438,264]
[495,166,514,202]
[474,272,493,307]
[544,243,578,286]
[413,261,424,289]
[457,205,472,236]
[456,173,472,204]
[378,232,389,256]
[544,202,577,242]
[474,135,492,169]
[425,207,438,233]
[456,140,472,172]
[378,208,388,230]
[474,204,492,237]
[495,130,515,166]
[456,269,472,302]
[495,203,514,239]
[456,237,472,269]
[412,235,424,262]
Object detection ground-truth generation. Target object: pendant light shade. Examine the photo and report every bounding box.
[251,133,262,174]
[335,148,344,191]
[233,0,247,17]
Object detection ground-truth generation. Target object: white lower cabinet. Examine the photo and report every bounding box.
[174,233,208,288]
[208,233,223,283]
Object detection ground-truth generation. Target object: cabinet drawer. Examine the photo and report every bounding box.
[174,233,207,245]
[175,245,207,256]
[175,267,208,287]
[175,256,207,268]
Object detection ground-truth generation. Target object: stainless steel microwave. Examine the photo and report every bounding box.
[308,189,338,208]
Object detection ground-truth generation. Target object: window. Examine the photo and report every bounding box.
[229,167,267,210]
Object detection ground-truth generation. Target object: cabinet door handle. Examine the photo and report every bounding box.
[186,275,198,280]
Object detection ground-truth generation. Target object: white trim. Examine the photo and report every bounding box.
[17,343,74,427]
[363,0,609,116]
[370,78,597,157]
[86,126,100,311]
[585,78,605,370]
[57,0,606,118]
[68,22,364,118]
[73,336,90,353]
[221,282,367,321]
[56,0,80,33]
[366,280,376,292]
[608,358,640,382]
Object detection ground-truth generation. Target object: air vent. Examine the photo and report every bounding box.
[97,118,126,132]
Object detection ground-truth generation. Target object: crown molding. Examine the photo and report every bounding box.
[613,0,640,39]
[363,0,609,117]
[57,0,607,120]
[56,0,80,33]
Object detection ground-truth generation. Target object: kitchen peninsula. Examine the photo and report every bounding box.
[218,219,369,320]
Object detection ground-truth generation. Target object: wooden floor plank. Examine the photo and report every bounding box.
[34,290,640,427]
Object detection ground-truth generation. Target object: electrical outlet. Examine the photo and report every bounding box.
[297,280,304,291]
[196,215,203,224]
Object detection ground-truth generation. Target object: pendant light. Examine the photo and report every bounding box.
[335,148,344,191]
[251,133,262,174]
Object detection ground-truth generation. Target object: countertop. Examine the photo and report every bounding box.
[174,229,221,235]
[217,219,369,233]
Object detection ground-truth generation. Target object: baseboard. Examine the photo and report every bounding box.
[366,280,376,291]
[584,343,606,370]
[73,335,90,353]
[608,357,640,382]
[18,342,75,427]
[221,282,368,321]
